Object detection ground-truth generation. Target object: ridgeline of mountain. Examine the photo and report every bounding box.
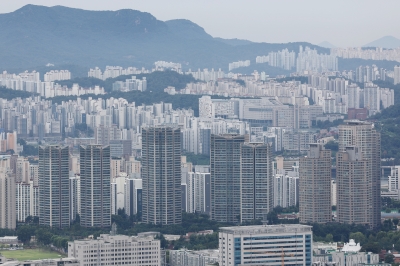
[0,5,328,73]
[214,38,254,46]
[318,41,336,49]
[363,36,400,49]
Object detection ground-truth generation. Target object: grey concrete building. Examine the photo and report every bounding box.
[80,145,111,227]
[337,120,381,228]
[211,134,245,223]
[299,143,332,224]
[0,156,16,230]
[240,142,273,223]
[142,126,182,225]
[39,145,70,228]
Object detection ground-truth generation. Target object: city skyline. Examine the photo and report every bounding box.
[0,0,399,47]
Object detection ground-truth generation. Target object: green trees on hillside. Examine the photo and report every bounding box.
[0,86,36,100]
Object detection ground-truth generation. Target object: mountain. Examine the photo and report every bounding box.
[318,41,336,49]
[165,19,213,40]
[214,38,254,46]
[0,5,328,73]
[363,36,400,49]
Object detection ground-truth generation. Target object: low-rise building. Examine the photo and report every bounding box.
[170,249,219,266]
[68,228,160,266]
[0,258,79,266]
[219,224,313,266]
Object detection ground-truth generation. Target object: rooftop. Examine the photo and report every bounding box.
[219,224,312,235]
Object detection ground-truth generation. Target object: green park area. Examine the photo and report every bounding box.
[0,249,64,261]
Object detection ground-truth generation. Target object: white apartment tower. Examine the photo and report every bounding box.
[394,65,400,85]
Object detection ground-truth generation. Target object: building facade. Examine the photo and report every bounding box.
[170,249,219,266]
[80,145,111,227]
[299,144,332,224]
[240,142,273,223]
[142,126,182,225]
[0,156,16,229]
[39,145,70,228]
[211,134,245,223]
[68,232,160,266]
[337,120,381,228]
[219,224,313,266]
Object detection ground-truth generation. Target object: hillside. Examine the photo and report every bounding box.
[0,5,328,73]
[363,36,400,49]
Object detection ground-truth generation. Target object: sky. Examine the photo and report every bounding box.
[1,0,399,47]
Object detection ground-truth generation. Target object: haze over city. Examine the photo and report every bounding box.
[1,0,399,47]
[1,1,400,266]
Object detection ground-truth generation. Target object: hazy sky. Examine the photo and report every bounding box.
[1,0,399,47]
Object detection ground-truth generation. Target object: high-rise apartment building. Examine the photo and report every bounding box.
[394,65,400,85]
[240,143,273,223]
[389,165,400,191]
[39,145,70,228]
[125,178,142,217]
[274,170,299,208]
[142,126,181,225]
[0,156,16,229]
[211,134,245,223]
[337,146,371,226]
[16,181,39,222]
[337,120,381,228]
[80,145,111,227]
[299,144,331,224]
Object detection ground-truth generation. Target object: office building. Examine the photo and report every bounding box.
[240,142,273,223]
[299,144,332,224]
[80,145,111,227]
[39,145,70,228]
[0,156,16,229]
[211,134,245,223]
[142,126,182,225]
[219,224,313,266]
[337,121,381,228]
[68,231,160,266]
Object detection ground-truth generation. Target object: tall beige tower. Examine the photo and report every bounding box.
[0,156,16,229]
[337,120,381,228]
[299,143,331,224]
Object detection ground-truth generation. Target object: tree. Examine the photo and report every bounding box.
[394,218,399,226]
[36,228,53,245]
[385,254,395,264]
[325,234,334,242]
[17,226,34,243]
[361,242,381,254]
[349,232,367,245]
